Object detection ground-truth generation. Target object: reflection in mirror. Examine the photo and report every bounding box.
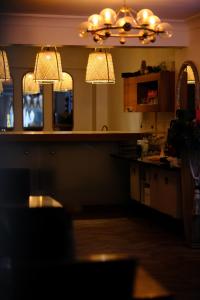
[0,78,14,130]
[177,61,200,120]
[22,72,44,130]
[53,72,73,130]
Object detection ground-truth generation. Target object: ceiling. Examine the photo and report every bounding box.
[0,0,200,21]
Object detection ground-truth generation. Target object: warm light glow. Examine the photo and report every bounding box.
[23,72,40,94]
[34,47,63,83]
[79,5,173,45]
[86,49,115,84]
[53,72,73,91]
[0,50,11,81]
[0,81,3,94]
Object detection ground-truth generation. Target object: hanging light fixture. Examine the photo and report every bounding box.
[23,72,40,94]
[0,50,11,81]
[79,3,173,45]
[34,46,63,84]
[86,49,115,84]
[0,81,3,94]
[53,72,73,92]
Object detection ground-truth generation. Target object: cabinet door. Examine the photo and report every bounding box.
[130,163,140,201]
[150,168,182,218]
[124,78,137,112]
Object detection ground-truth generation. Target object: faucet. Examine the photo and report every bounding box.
[101,125,108,131]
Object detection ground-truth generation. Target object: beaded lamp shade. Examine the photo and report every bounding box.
[86,49,115,84]
[23,72,40,94]
[0,50,11,81]
[54,72,73,92]
[34,47,63,84]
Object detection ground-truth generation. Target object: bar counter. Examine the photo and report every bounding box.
[0,130,149,142]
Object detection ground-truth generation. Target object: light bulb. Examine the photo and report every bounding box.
[148,15,161,30]
[157,22,173,38]
[137,9,154,26]
[88,14,104,29]
[100,8,117,25]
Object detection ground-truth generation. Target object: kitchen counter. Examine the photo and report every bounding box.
[0,130,150,142]
[111,154,181,170]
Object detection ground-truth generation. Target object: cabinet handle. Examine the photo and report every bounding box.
[164,177,169,184]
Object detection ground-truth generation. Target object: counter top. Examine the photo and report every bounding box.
[111,154,181,170]
[0,130,150,142]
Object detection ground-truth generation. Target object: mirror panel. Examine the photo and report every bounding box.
[22,72,44,130]
[176,61,200,119]
[53,72,73,130]
[0,78,14,130]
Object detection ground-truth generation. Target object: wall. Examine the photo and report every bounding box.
[108,47,177,133]
[7,45,95,131]
[4,15,200,133]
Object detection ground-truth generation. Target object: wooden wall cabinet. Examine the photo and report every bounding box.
[123,71,175,112]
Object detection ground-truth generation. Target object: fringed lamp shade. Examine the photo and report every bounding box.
[0,50,11,81]
[54,72,73,92]
[86,49,115,84]
[0,81,3,94]
[34,47,63,84]
[23,72,40,94]
[187,66,195,84]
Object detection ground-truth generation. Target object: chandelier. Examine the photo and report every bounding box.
[79,4,173,45]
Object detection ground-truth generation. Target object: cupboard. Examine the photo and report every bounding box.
[130,161,182,218]
[123,71,175,112]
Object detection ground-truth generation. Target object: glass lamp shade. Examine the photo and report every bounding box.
[34,47,63,84]
[86,50,115,84]
[53,72,73,92]
[0,50,11,81]
[23,72,40,94]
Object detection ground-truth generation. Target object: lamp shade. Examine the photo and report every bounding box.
[34,47,63,83]
[23,72,40,94]
[0,81,3,94]
[53,72,73,92]
[0,50,11,81]
[86,49,115,84]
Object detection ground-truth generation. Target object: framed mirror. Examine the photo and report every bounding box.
[0,77,14,130]
[53,72,73,131]
[22,72,44,130]
[176,61,200,119]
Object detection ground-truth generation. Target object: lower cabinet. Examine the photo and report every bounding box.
[130,162,140,202]
[130,162,182,218]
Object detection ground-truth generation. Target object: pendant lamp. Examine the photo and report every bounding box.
[23,72,40,94]
[34,46,63,84]
[86,49,115,84]
[0,81,3,94]
[0,50,11,81]
[53,72,73,92]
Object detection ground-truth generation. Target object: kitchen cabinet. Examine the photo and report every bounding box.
[130,162,140,202]
[123,71,175,112]
[130,161,182,218]
[150,167,182,218]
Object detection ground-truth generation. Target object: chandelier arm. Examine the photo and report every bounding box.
[88,26,162,35]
